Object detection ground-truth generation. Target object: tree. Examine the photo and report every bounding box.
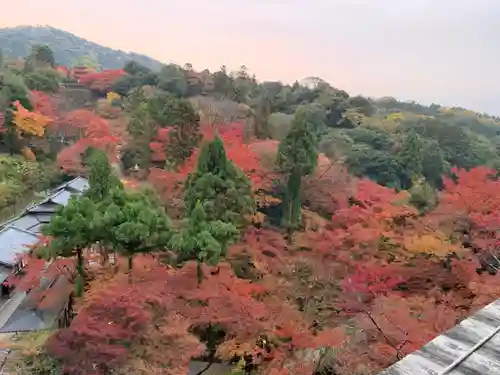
[252,95,272,139]
[79,69,127,93]
[94,188,172,282]
[123,61,151,76]
[421,139,445,189]
[23,69,60,93]
[170,201,239,283]
[42,197,97,297]
[157,64,188,97]
[32,45,56,68]
[184,135,254,227]
[13,100,52,137]
[147,92,201,166]
[124,88,157,169]
[398,129,423,180]
[275,106,318,234]
[84,148,123,202]
[0,71,32,154]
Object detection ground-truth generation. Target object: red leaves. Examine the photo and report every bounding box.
[47,257,343,374]
[442,167,500,263]
[341,264,401,314]
[343,264,400,299]
[48,284,151,374]
[149,122,267,209]
[56,110,120,173]
[79,69,127,92]
[30,90,59,119]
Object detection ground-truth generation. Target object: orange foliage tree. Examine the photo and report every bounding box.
[13,100,52,137]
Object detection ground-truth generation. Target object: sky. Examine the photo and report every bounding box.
[1,0,499,114]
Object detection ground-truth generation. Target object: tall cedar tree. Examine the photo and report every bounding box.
[42,197,97,297]
[184,135,254,227]
[170,200,239,283]
[84,148,123,202]
[398,129,423,180]
[276,106,318,232]
[147,92,201,166]
[125,88,157,169]
[94,188,172,283]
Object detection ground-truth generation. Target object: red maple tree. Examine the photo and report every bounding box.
[56,110,120,173]
[46,256,344,374]
[442,167,500,273]
[79,69,127,93]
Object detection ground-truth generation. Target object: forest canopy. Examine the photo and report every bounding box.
[0,32,500,375]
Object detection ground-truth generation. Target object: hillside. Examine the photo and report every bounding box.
[2,37,500,375]
[0,26,163,71]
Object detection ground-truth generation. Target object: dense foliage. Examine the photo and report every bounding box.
[3,32,500,375]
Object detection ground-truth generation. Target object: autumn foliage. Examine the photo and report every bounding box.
[9,62,500,375]
[79,69,127,92]
[13,100,52,137]
[56,109,120,174]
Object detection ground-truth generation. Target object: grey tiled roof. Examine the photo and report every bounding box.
[49,190,73,206]
[0,227,39,267]
[1,176,89,236]
[379,298,500,375]
[0,275,72,333]
[66,176,89,193]
[51,176,89,194]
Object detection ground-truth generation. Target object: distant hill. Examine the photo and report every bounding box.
[0,25,163,71]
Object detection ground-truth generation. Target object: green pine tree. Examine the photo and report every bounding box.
[170,200,239,284]
[42,197,97,297]
[275,106,318,235]
[184,136,254,228]
[398,130,423,180]
[94,188,172,283]
[84,148,123,202]
[147,92,201,166]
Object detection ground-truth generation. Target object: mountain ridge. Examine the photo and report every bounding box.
[0,25,163,71]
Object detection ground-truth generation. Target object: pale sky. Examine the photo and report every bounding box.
[1,0,499,114]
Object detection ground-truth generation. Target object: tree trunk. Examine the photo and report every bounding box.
[283,169,302,243]
[196,261,204,286]
[76,248,85,297]
[128,254,133,284]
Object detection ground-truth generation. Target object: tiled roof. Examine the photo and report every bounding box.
[378,298,500,375]
[0,176,89,236]
[0,227,39,267]
[0,275,72,333]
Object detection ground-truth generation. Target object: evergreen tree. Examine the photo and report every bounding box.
[184,136,254,227]
[170,200,239,284]
[398,129,423,179]
[421,139,445,189]
[252,95,272,139]
[84,148,123,202]
[94,188,172,283]
[124,88,157,169]
[275,106,318,234]
[147,92,201,166]
[42,197,97,297]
